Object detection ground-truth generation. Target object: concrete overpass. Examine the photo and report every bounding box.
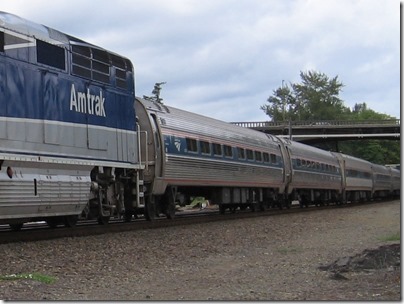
[231,119,400,144]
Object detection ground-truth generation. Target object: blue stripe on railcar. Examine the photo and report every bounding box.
[163,134,284,168]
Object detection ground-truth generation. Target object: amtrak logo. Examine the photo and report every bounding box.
[70,84,106,117]
[174,139,181,151]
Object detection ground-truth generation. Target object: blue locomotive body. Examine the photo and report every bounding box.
[0,12,137,164]
[0,12,143,228]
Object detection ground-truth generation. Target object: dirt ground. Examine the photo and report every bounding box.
[0,199,401,301]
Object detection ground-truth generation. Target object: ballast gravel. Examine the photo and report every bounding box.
[0,200,400,301]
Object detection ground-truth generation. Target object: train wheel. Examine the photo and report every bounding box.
[97,216,110,225]
[46,218,60,228]
[165,201,176,220]
[250,203,258,212]
[219,204,226,215]
[9,223,23,231]
[64,215,78,228]
[145,196,156,221]
[124,210,133,222]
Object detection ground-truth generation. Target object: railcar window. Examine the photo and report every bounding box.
[263,152,270,163]
[0,32,4,52]
[270,153,277,164]
[255,151,262,162]
[200,141,211,154]
[37,40,66,70]
[224,145,233,158]
[237,148,246,160]
[213,143,222,156]
[366,172,374,179]
[296,159,301,167]
[246,149,254,161]
[186,138,198,153]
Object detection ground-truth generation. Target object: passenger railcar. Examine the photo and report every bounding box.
[135,97,289,216]
[0,12,145,229]
[389,167,401,197]
[372,164,395,198]
[333,153,373,202]
[279,139,342,207]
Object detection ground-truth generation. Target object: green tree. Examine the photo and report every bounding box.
[352,102,393,120]
[261,71,400,165]
[261,70,350,121]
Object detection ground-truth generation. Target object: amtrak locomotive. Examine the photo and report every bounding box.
[0,11,148,229]
[0,12,400,230]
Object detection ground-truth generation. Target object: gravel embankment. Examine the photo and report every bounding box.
[0,200,400,301]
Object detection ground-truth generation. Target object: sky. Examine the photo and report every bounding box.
[1,0,401,122]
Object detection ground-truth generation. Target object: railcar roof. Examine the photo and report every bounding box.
[136,97,279,146]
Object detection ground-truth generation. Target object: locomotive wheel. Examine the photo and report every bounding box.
[97,216,110,225]
[219,204,226,215]
[145,196,156,221]
[64,215,78,228]
[9,223,23,231]
[124,210,133,222]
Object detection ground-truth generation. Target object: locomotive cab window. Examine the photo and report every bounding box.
[37,40,66,70]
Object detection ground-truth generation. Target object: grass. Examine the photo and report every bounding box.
[0,273,56,284]
[378,232,400,242]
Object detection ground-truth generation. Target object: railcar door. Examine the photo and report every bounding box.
[277,138,293,195]
[134,98,164,186]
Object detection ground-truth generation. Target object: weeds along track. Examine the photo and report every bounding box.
[0,199,390,244]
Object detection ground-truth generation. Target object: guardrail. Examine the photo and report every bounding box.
[231,119,401,129]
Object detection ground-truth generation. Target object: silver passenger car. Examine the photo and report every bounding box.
[280,139,342,206]
[333,153,373,202]
[372,164,395,198]
[136,97,288,214]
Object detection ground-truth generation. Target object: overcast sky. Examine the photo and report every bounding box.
[1,0,400,122]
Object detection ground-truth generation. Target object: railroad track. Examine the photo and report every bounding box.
[0,199,390,244]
